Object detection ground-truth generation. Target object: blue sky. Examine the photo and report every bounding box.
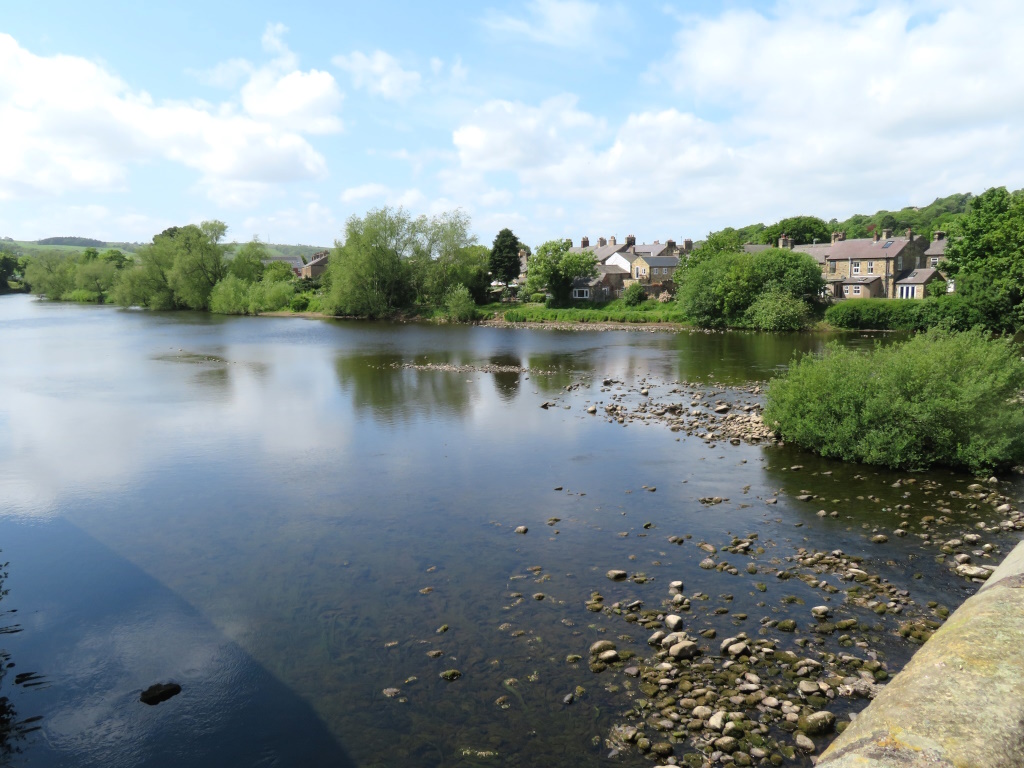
[1,1,1022,248]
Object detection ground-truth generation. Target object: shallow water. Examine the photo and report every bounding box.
[0,294,1018,766]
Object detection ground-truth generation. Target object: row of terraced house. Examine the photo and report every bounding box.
[551,227,951,302]
[744,228,951,299]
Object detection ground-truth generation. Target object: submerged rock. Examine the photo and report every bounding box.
[140,682,181,705]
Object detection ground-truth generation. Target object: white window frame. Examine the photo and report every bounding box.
[867,261,874,274]
[843,285,850,295]
[853,285,861,295]
[572,288,590,300]
[852,261,861,274]
[930,257,939,267]
[898,285,916,299]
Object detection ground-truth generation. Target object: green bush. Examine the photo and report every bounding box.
[504,308,526,322]
[62,288,101,303]
[210,275,251,315]
[623,282,647,307]
[249,278,294,313]
[764,327,1024,473]
[529,293,546,303]
[746,290,811,331]
[443,284,477,322]
[825,296,993,332]
[289,293,311,312]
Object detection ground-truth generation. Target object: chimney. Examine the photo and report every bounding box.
[609,235,617,245]
[933,230,946,241]
[779,234,792,249]
[873,232,880,242]
[626,234,636,247]
[831,231,840,245]
[654,240,660,244]
[666,239,676,252]
[581,236,590,248]
[882,228,893,239]
[599,237,607,247]
[683,238,693,253]
[906,228,914,242]
[839,232,846,241]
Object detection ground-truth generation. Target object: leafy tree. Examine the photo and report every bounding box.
[745,290,811,331]
[751,248,824,298]
[23,250,76,298]
[414,210,483,303]
[0,251,19,291]
[489,228,522,285]
[686,229,744,271]
[262,260,294,283]
[99,249,129,269]
[524,239,597,306]
[943,186,1024,331]
[327,207,416,317]
[760,216,831,246]
[75,260,117,302]
[210,275,251,315]
[110,241,177,310]
[229,239,268,283]
[443,284,477,321]
[164,221,229,310]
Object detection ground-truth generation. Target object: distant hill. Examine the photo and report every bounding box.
[35,236,107,247]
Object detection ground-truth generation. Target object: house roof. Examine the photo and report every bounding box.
[572,275,603,289]
[826,237,916,261]
[597,264,628,275]
[633,242,670,258]
[896,268,941,285]
[639,255,680,267]
[569,243,630,263]
[792,243,833,265]
[836,275,882,285]
[743,243,772,253]
[924,239,949,257]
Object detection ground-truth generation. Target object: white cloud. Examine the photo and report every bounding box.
[340,183,391,203]
[482,0,625,48]
[242,202,339,245]
[240,24,344,134]
[189,58,253,89]
[332,50,421,101]
[0,30,337,206]
[453,94,605,171]
[450,1,1024,242]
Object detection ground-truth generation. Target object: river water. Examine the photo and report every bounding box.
[0,293,1019,767]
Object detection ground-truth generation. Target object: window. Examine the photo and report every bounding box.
[829,261,836,274]
[930,257,939,267]
[853,285,861,295]
[867,261,874,274]
[852,261,861,274]
[572,288,590,299]
[843,285,850,295]
[897,255,903,271]
[898,285,916,299]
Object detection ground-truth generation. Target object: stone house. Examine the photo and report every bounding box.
[631,254,680,284]
[571,264,629,300]
[822,229,929,299]
[570,235,691,277]
[299,250,330,279]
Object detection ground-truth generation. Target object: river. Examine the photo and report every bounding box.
[0,293,1019,767]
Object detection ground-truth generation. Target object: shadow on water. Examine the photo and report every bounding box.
[0,518,355,768]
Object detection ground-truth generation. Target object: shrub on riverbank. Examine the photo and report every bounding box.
[825,296,989,331]
[502,303,688,324]
[764,327,1024,473]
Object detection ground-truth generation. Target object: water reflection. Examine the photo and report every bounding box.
[334,352,475,423]
[488,354,522,402]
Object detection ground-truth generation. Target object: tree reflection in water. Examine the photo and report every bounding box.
[0,555,44,759]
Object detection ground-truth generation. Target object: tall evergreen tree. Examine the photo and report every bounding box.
[489,228,522,285]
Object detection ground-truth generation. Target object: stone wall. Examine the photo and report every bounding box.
[817,538,1024,768]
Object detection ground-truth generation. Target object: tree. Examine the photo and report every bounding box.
[229,239,268,283]
[75,260,117,302]
[489,228,522,285]
[943,186,1024,331]
[685,229,745,271]
[23,250,76,298]
[413,210,483,304]
[760,216,831,246]
[751,248,824,299]
[0,251,19,291]
[327,207,416,317]
[165,221,229,310]
[525,239,597,306]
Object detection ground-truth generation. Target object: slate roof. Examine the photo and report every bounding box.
[792,243,832,265]
[826,238,915,261]
[896,268,940,285]
[633,243,670,258]
[924,239,949,258]
[597,264,628,275]
[832,275,882,285]
[568,243,629,263]
[638,255,680,268]
[743,243,772,254]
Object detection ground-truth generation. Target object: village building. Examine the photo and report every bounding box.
[570,264,629,300]
[299,250,330,279]
[567,235,690,297]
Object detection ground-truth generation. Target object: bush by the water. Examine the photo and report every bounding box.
[443,284,477,322]
[825,296,990,331]
[764,328,1024,473]
[622,282,647,307]
[745,290,810,331]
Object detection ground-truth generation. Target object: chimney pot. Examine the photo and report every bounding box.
[873,232,880,242]
[625,234,636,247]
[934,230,946,241]
[609,235,617,245]
[906,228,914,241]
[581,236,590,248]
[883,228,893,239]
[683,239,693,253]
[599,237,607,247]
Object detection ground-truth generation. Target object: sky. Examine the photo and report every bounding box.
[1,0,1022,249]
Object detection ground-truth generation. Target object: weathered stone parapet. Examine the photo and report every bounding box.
[817,538,1024,768]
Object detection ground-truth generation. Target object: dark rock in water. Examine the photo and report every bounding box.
[140,682,181,705]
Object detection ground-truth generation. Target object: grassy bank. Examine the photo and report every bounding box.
[494,299,690,325]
